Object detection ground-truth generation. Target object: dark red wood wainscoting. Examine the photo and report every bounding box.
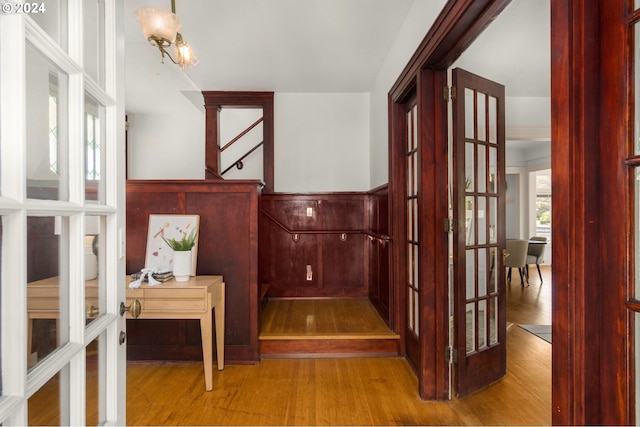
[260,193,369,298]
[367,185,391,322]
[126,180,261,364]
[126,182,392,363]
[259,189,391,303]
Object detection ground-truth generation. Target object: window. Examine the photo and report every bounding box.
[534,169,551,240]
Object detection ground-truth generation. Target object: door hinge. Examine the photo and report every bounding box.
[445,346,458,364]
[443,85,457,101]
[444,218,455,232]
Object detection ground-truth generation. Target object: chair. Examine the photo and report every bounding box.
[505,239,529,286]
[526,236,547,283]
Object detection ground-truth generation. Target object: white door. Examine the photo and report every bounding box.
[0,1,126,424]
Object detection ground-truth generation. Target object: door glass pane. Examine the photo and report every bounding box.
[84,0,105,88]
[488,96,497,144]
[31,0,67,50]
[408,289,414,331]
[477,145,486,192]
[465,142,475,191]
[407,153,413,196]
[478,248,487,297]
[26,42,69,201]
[466,250,475,299]
[478,299,487,349]
[478,197,487,244]
[85,95,105,202]
[489,197,497,244]
[490,297,498,345]
[85,215,105,324]
[465,196,475,245]
[489,248,497,293]
[466,302,475,353]
[465,88,475,139]
[414,246,419,290]
[86,332,106,425]
[28,363,70,425]
[489,146,497,193]
[27,216,70,370]
[414,288,419,335]
[407,110,413,151]
[477,92,486,142]
[413,153,418,193]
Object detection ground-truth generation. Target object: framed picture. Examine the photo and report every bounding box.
[145,214,200,275]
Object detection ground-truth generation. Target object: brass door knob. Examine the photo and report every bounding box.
[120,299,141,319]
[86,304,100,318]
[503,249,510,259]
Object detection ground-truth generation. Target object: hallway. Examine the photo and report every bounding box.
[122,267,552,426]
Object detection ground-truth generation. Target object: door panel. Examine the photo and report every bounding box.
[452,68,506,397]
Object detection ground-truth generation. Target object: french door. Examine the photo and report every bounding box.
[451,68,506,397]
[0,1,126,424]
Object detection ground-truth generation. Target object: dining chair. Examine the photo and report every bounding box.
[505,239,529,286]
[526,236,547,283]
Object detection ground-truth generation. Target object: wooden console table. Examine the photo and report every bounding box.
[27,275,225,391]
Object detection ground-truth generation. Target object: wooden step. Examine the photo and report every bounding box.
[259,298,400,358]
[259,335,400,358]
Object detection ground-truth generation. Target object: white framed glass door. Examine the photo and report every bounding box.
[0,0,126,424]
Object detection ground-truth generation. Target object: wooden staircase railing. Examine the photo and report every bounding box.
[221,141,264,176]
[260,209,392,245]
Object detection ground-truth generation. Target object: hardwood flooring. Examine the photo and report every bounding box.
[30,266,553,425]
[260,298,399,339]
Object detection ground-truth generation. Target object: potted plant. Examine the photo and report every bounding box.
[162,228,198,282]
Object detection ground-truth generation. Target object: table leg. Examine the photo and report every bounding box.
[214,284,225,370]
[200,308,213,391]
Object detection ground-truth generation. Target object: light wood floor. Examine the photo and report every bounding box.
[260,298,400,339]
[127,266,551,426]
[31,267,552,425]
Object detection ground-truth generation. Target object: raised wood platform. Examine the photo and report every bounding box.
[259,298,400,357]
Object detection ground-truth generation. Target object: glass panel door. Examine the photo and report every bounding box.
[0,2,126,425]
[452,67,506,397]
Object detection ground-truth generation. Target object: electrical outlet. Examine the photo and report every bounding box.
[306,265,313,281]
[306,207,313,217]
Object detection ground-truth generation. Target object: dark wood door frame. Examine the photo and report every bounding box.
[389,0,631,421]
[389,0,512,401]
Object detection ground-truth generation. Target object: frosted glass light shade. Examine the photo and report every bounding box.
[134,7,181,46]
[175,38,199,68]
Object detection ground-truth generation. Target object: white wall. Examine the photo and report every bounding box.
[274,93,370,192]
[125,0,447,190]
[127,111,205,179]
[127,91,371,189]
[369,0,448,188]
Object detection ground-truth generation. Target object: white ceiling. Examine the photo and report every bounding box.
[124,0,417,113]
[124,0,551,145]
[453,0,550,98]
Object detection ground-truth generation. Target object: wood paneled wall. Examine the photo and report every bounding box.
[126,180,261,363]
[259,189,391,306]
[367,185,391,322]
[260,193,369,298]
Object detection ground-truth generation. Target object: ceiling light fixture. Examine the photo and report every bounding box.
[135,0,199,69]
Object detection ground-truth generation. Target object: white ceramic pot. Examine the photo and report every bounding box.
[173,250,192,282]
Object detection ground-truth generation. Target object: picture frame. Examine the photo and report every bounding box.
[145,214,200,275]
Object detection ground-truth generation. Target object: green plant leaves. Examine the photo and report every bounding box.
[161,227,197,251]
